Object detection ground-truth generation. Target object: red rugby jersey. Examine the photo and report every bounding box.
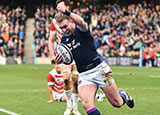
[47,69,64,94]
[50,18,64,44]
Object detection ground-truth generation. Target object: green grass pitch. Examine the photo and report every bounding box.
[0,64,160,115]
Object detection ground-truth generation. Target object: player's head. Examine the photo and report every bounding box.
[56,0,70,6]
[54,63,61,74]
[55,12,75,36]
[56,0,70,10]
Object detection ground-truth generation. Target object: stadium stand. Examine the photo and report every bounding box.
[0,5,27,64]
[0,0,160,66]
[33,1,160,66]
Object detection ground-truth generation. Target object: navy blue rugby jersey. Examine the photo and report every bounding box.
[61,26,102,73]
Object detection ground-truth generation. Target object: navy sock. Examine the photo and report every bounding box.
[119,93,125,105]
[87,107,101,115]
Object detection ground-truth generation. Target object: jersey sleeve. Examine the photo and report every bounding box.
[50,21,56,34]
[47,73,55,85]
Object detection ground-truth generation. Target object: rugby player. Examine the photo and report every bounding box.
[54,5,134,115]
[47,64,66,102]
[48,1,80,115]
[47,64,104,103]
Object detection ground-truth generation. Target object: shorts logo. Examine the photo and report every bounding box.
[78,80,82,85]
[103,78,107,83]
[103,79,107,83]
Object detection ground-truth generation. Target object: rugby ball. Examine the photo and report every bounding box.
[56,44,73,65]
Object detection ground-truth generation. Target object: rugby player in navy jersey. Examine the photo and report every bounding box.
[55,4,134,115]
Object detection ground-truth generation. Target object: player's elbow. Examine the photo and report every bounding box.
[78,20,88,31]
[81,22,88,30]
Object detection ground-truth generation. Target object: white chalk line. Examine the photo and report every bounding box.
[0,108,21,115]
[0,87,159,93]
[0,89,46,93]
[148,75,160,78]
[119,87,160,90]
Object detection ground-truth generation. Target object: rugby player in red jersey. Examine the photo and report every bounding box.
[48,1,80,115]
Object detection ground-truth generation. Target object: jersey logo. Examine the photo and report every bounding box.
[66,39,81,51]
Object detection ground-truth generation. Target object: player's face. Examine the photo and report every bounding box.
[55,64,61,74]
[59,19,75,36]
[57,1,69,11]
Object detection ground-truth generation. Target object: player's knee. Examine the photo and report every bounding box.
[62,69,71,79]
[72,71,79,77]
[73,81,78,89]
[72,71,79,88]
[64,79,70,86]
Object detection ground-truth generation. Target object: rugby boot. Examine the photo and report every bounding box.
[119,90,134,108]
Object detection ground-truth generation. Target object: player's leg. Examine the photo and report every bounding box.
[71,64,81,115]
[71,64,79,94]
[61,64,73,115]
[97,61,134,108]
[101,72,134,108]
[61,96,67,102]
[78,84,101,115]
[101,81,124,107]
[55,92,67,102]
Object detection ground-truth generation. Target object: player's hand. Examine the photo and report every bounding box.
[47,99,53,103]
[55,53,63,64]
[50,52,63,64]
[57,3,66,13]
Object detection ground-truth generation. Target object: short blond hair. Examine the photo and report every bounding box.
[55,12,71,24]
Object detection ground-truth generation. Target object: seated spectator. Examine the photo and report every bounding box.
[33,1,160,61]
[0,5,26,61]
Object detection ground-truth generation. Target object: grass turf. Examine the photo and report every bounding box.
[0,64,160,115]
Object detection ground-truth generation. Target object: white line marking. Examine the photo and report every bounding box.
[0,108,21,115]
[118,87,160,90]
[0,89,46,93]
[0,87,159,93]
[148,75,160,78]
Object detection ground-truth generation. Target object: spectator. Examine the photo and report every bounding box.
[148,44,156,67]
[0,51,6,65]
[0,5,26,60]
[142,47,148,67]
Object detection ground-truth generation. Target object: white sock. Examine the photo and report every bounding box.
[72,93,79,110]
[65,89,72,107]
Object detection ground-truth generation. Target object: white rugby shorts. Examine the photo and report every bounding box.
[52,91,65,102]
[78,61,114,88]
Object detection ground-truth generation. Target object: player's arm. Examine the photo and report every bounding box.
[48,32,57,61]
[68,12,88,31]
[47,73,54,103]
[57,4,88,31]
[47,85,54,103]
[49,31,63,63]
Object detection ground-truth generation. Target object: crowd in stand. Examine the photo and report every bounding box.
[33,5,52,57]
[0,5,27,64]
[33,1,160,67]
[0,1,159,66]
